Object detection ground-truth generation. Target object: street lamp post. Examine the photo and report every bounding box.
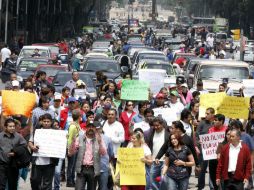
[4,0,9,43]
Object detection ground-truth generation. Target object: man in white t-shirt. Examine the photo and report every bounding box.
[144,117,170,190]
[103,109,125,158]
[49,94,64,119]
[169,90,184,119]
[206,34,214,48]
[1,44,11,66]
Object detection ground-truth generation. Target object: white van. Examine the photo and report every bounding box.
[187,60,250,96]
[17,46,51,65]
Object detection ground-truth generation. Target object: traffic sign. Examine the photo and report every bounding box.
[230,29,240,40]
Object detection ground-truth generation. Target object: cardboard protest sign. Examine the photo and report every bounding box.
[199,92,249,119]
[199,92,226,118]
[2,90,36,117]
[139,69,165,94]
[153,107,178,126]
[117,148,146,185]
[120,80,149,101]
[242,79,254,97]
[33,129,67,159]
[199,132,225,160]
[217,96,249,119]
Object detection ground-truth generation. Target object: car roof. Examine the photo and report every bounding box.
[138,50,164,54]
[36,64,66,68]
[22,46,50,50]
[198,60,249,67]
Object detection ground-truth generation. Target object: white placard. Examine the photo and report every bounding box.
[243,79,254,97]
[199,132,225,160]
[153,107,178,126]
[74,89,86,99]
[33,129,67,159]
[139,69,166,94]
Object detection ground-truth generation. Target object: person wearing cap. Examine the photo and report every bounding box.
[64,71,80,93]
[178,83,193,106]
[49,94,64,119]
[11,80,20,91]
[59,97,78,130]
[169,90,184,119]
[74,121,106,190]
[5,73,19,90]
[222,78,234,96]
[190,79,209,94]
[151,93,169,109]
[218,50,226,59]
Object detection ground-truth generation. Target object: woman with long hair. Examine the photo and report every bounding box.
[119,101,136,147]
[161,133,195,190]
[121,131,153,190]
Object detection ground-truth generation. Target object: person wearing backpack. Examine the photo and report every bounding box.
[0,118,27,190]
[161,133,195,190]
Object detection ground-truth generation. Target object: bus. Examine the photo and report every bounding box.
[192,17,215,31]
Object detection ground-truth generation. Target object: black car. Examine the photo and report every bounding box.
[82,58,124,81]
[52,71,97,100]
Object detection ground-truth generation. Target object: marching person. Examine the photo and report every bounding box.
[0,118,27,190]
[29,113,59,190]
[74,121,106,190]
[216,129,252,190]
[161,133,195,190]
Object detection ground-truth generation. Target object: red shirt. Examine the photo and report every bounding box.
[208,125,227,134]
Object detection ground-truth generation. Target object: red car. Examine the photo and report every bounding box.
[35,64,68,84]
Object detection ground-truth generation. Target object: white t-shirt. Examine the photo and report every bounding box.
[152,129,165,160]
[1,47,11,62]
[103,120,125,157]
[169,101,184,119]
[127,143,152,157]
[180,120,192,137]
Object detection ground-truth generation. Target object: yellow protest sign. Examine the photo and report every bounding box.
[117,148,146,186]
[217,96,250,119]
[199,92,226,117]
[199,92,250,119]
[2,90,36,117]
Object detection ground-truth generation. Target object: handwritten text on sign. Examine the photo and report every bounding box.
[117,148,146,185]
[120,80,149,101]
[199,132,225,160]
[33,129,67,159]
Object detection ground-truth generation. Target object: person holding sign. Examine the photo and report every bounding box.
[208,114,227,190]
[29,113,59,190]
[216,129,252,190]
[121,131,153,190]
[161,133,195,190]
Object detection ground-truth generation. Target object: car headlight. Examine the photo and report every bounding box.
[17,76,23,82]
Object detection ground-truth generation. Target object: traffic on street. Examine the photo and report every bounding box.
[0,0,254,190]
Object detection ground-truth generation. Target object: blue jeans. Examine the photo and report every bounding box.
[163,175,189,190]
[150,161,164,190]
[99,171,109,190]
[54,158,64,190]
[67,153,77,184]
[145,165,151,190]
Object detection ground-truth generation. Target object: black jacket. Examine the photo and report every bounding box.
[12,145,31,168]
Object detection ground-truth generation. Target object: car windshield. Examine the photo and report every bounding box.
[145,64,175,75]
[54,73,94,87]
[39,67,66,77]
[20,49,49,57]
[85,61,119,73]
[199,65,249,81]
[139,54,166,61]
[19,60,48,70]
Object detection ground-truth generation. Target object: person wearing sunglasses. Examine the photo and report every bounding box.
[119,101,136,147]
